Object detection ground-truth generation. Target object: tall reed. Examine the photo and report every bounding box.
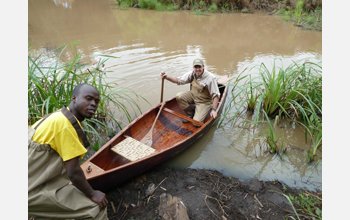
[28,44,148,150]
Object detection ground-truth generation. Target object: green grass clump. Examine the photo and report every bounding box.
[28,43,147,151]
[290,192,322,219]
[220,2,231,13]
[220,57,322,162]
[138,0,158,10]
[270,190,322,220]
[193,9,206,15]
[208,3,218,12]
[276,1,322,31]
[115,0,137,8]
[284,191,322,219]
[132,0,178,11]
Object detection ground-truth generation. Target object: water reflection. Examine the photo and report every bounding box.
[53,0,74,9]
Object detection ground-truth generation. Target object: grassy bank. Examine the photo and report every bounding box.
[114,0,322,31]
[220,57,322,163]
[275,0,322,31]
[28,43,147,151]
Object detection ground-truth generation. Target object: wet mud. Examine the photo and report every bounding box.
[106,166,321,219]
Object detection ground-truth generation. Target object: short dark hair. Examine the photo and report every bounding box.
[72,83,95,97]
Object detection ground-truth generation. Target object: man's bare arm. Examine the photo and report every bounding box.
[160,71,178,84]
[64,157,108,210]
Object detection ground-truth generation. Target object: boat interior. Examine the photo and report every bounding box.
[82,82,227,175]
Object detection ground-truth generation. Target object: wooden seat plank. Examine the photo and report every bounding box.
[163,108,204,127]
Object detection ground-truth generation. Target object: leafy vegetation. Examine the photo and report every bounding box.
[220,57,322,162]
[276,0,322,31]
[272,190,322,219]
[115,0,137,8]
[137,0,179,11]
[28,43,148,151]
[113,0,321,31]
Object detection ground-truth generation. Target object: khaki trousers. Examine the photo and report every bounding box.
[176,78,213,123]
[28,127,108,220]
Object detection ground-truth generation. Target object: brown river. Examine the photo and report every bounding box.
[29,0,322,191]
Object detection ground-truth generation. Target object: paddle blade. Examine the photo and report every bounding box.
[140,131,153,146]
[140,102,166,147]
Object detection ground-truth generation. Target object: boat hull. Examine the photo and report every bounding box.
[81,75,230,192]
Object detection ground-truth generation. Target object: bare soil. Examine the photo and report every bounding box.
[105,166,322,220]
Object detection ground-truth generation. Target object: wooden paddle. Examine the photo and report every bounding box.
[160,76,164,102]
[140,78,165,146]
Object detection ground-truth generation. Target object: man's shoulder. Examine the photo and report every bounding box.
[183,70,193,77]
[203,70,217,80]
[177,71,194,84]
[31,109,76,144]
[33,110,70,129]
[45,110,67,122]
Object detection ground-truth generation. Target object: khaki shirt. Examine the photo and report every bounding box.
[177,69,220,99]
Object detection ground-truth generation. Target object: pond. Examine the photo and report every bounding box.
[28,0,322,191]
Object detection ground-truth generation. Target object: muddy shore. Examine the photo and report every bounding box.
[105,166,322,219]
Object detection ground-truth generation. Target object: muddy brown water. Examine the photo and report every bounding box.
[29,0,322,191]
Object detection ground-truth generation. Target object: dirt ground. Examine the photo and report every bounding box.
[105,166,322,220]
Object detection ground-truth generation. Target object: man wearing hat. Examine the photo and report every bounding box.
[160,58,220,126]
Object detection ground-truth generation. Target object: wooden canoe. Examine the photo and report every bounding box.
[81,75,231,192]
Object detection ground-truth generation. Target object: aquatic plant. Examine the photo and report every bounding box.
[218,71,251,127]
[257,59,312,118]
[245,112,286,156]
[28,43,148,150]
[246,75,261,112]
[262,113,285,154]
[220,57,322,162]
[291,91,322,163]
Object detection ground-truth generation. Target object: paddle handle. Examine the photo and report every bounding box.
[160,77,164,103]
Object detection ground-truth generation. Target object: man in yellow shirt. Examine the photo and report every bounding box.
[28,83,108,219]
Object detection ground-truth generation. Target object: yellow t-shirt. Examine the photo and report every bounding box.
[31,109,87,161]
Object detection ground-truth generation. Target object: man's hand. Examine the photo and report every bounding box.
[160,71,167,79]
[160,71,178,84]
[210,109,217,119]
[90,190,108,211]
[210,96,219,119]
